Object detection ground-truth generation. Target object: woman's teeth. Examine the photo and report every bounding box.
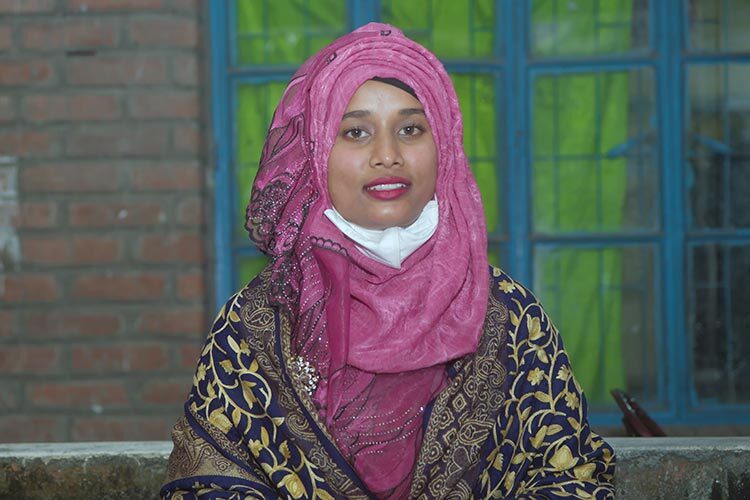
[366,183,407,191]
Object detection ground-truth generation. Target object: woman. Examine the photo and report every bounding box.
[162,23,615,499]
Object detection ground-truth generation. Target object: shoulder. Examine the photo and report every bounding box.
[486,265,563,375]
[200,267,279,367]
[487,265,543,311]
[471,267,549,377]
[486,265,552,338]
[189,267,283,426]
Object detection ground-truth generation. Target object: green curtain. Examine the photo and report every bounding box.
[531,0,636,404]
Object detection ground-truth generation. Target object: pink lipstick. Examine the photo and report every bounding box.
[364,176,411,200]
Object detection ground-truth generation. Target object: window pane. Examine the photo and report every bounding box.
[686,64,750,229]
[235,81,287,241]
[689,244,750,405]
[687,0,750,53]
[488,245,506,270]
[532,69,658,234]
[381,0,497,59]
[236,254,269,288]
[533,245,658,409]
[451,73,502,234]
[530,0,650,58]
[235,0,347,65]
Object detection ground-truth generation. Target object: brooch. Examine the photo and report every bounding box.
[290,356,319,396]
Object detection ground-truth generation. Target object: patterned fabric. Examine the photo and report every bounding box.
[161,267,615,499]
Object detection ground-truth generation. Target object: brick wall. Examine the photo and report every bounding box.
[0,0,209,442]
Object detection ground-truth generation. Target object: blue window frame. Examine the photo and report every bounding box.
[209,0,750,426]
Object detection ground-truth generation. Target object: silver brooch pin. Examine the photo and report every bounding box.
[291,356,319,396]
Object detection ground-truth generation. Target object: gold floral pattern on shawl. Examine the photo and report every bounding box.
[475,269,615,499]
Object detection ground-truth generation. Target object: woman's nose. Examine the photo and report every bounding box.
[369,133,402,168]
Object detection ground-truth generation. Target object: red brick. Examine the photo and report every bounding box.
[0,129,55,156]
[171,53,198,85]
[0,59,55,86]
[22,235,72,265]
[129,17,197,47]
[0,95,16,122]
[19,233,121,266]
[139,379,187,405]
[0,26,12,52]
[23,93,121,122]
[72,272,166,301]
[0,0,57,14]
[173,123,200,154]
[0,168,15,193]
[0,345,62,374]
[0,273,59,302]
[136,231,203,263]
[71,343,169,373]
[128,91,198,119]
[27,381,129,408]
[0,382,19,409]
[67,55,167,85]
[65,124,169,156]
[16,201,57,228]
[177,197,201,226]
[72,234,122,264]
[177,271,204,301]
[138,307,205,335]
[72,416,174,441]
[21,20,117,50]
[0,200,19,229]
[172,0,197,12]
[0,174,13,198]
[131,162,200,191]
[21,163,120,192]
[24,310,121,337]
[66,0,164,12]
[0,311,14,337]
[0,416,62,443]
[178,341,201,369]
[69,200,166,227]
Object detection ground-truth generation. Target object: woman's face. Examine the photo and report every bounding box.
[327,80,438,230]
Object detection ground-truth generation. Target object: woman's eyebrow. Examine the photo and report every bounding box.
[341,108,425,120]
[399,108,425,116]
[342,110,370,120]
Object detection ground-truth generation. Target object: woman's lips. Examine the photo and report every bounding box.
[364,177,411,200]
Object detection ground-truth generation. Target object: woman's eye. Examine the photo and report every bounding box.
[400,124,424,137]
[344,128,369,140]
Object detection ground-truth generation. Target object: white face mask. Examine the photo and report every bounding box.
[323,199,439,269]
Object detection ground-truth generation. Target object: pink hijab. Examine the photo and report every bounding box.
[246,23,488,498]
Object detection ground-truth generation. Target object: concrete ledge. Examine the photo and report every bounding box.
[609,437,750,499]
[0,442,171,500]
[1,438,749,499]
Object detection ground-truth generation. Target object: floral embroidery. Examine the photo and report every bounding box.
[565,391,580,410]
[527,368,544,386]
[477,267,614,499]
[557,365,571,381]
